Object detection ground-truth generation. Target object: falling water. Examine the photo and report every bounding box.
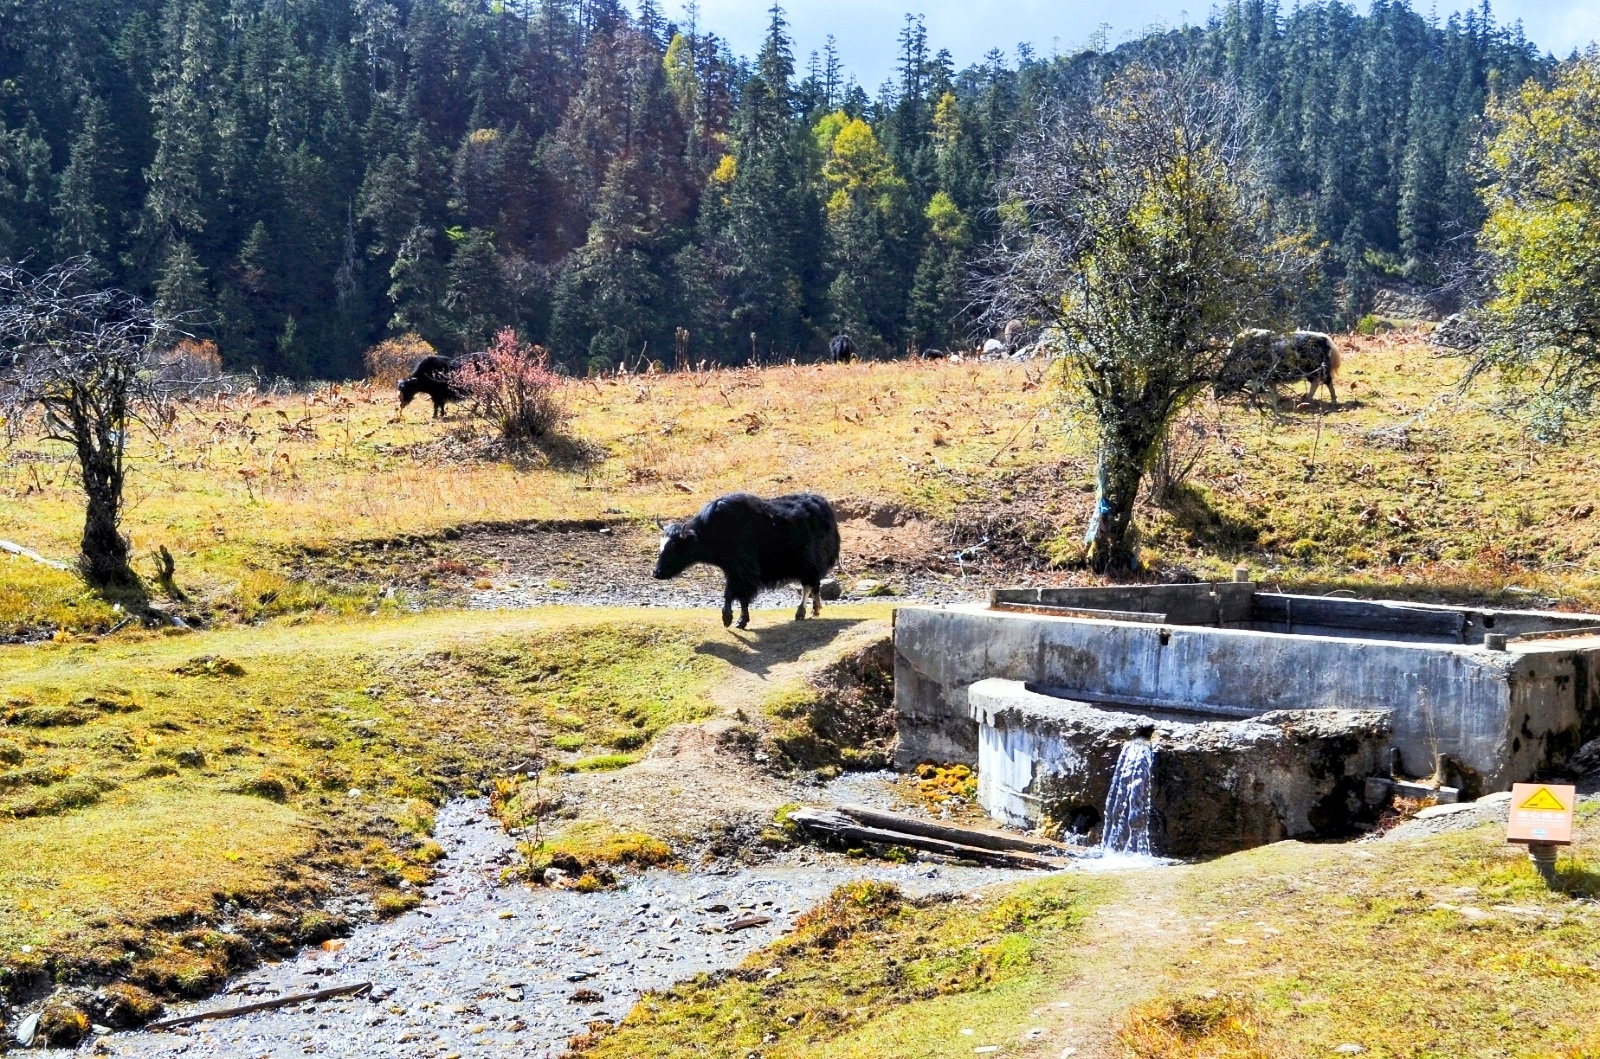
[1100,740,1154,855]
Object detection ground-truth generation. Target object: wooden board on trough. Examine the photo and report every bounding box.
[788,804,1078,870]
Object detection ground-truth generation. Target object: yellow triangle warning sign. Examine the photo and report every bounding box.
[1518,786,1569,812]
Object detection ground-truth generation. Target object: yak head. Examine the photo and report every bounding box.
[652,521,699,580]
[397,377,421,408]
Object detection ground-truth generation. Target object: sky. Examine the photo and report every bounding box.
[680,0,1599,89]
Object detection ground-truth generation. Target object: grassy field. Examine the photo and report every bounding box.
[585,808,1600,1059]
[0,606,882,999]
[7,333,1600,1051]
[7,331,1600,638]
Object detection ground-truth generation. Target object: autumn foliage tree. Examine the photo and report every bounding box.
[1472,48,1600,440]
[983,65,1306,572]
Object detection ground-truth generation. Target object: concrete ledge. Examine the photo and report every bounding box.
[969,678,1392,856]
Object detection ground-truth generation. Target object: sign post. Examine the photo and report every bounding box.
[1505,783,1576,887]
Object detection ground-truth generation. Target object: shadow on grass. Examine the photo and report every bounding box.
[1158,482,1261,550]
[692,617,866,678]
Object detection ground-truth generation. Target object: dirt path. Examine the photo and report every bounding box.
[550,617,892,851]
[1019,864,1195,1058]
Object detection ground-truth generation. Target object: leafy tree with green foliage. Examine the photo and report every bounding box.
[1473,49,1600,440]
[983,65,1306,572]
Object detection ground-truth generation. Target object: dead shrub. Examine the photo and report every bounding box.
[1149,412,1219,505]
[363,333,436,386]
[455,328,567,447]
[158,338,222,380]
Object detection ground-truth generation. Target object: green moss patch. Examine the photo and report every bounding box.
[584,876,1095,1057]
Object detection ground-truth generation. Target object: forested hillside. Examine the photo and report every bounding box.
[0,0,1551,377]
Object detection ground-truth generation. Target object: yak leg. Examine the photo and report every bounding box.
[795,586,807,621]
[721,590,735,628]
[1324,372,1338,408]
[736,598,751,629]
[811,583,822,617]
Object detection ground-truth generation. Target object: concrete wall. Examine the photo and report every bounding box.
[969,679,1392,855]
[894,602,1600,791]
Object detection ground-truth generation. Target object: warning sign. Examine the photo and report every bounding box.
[1506,783,1576,845]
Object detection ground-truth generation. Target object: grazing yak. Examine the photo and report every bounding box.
[828,334,856,364]
[652,493,841,629]
[398,354,469,418]
[1215,329,1340,408]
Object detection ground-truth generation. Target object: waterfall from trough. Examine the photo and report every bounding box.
[1101,740,1154,855]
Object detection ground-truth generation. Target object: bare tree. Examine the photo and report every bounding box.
[982,65,1306,572]
[0,258,179,591]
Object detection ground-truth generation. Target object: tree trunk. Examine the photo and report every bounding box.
[1084,429,1150,574]
[77,438,137,590]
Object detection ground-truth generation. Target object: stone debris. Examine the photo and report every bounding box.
[98,799,1029,1058]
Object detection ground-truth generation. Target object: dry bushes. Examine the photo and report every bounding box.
[455,328,566,446]
[363,333,435,385]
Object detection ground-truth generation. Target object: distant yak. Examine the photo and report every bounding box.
[652,492,841,629]
[829,334,856,364]
[398,355,471,418]
[1215,330,1341,408]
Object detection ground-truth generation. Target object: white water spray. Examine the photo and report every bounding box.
[1100,740,1154,855]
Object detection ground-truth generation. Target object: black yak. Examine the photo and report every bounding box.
[829,334,856,364]
[1215,329,1340,408]
[652,493,842,629]
[398,355,468,418]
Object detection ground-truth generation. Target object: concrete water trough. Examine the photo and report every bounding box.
[894,583,1600,854]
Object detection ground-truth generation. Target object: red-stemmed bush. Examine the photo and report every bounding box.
[453,328,566,446]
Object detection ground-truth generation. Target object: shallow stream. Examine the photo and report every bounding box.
[94,800,1032,1058]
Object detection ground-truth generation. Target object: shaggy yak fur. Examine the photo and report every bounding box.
[1215,329,1341,408]
[828,334,856,364]
[652,492,842,629]
[398,354,468,417]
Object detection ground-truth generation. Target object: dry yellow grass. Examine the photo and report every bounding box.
[0,357,1062,632]
[7,333,1600,637]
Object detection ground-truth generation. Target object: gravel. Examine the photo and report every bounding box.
[90,800,1033,1059]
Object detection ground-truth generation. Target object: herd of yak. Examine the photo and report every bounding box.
[394,327,1337,626]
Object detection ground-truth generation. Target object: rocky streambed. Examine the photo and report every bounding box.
[85,800,1033,1059]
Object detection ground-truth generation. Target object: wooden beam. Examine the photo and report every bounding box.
[788,808,1070,870]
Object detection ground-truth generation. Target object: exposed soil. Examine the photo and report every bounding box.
[291,478,1095,614]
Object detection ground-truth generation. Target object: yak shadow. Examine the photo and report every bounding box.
[693,616,865,680]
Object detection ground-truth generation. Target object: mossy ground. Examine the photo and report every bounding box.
[0,606,826,999]
[582,877,1101,1058]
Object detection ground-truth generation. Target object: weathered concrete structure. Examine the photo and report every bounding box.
[895,585,1600,815]
[970,678,1392,855]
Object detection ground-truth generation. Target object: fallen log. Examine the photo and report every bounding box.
[834,804,1075,857]
[787,808,1067,870]
[0,539,70,570]
[146,982,372,1030]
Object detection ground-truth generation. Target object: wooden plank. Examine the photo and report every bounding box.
[989,601,1168,624]
[788,809,1066,870]
[835,804,1076,857]
[1251,594,1466,639]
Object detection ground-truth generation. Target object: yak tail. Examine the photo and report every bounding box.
[1326,340,1342,380]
